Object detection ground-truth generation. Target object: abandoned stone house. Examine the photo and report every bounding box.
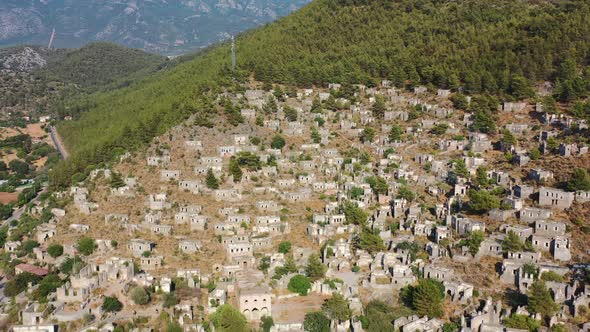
[518,207,551,222]
[530,169,553,182]
[214,189,242,202]
[179,239,202,253]
[184,140,203,151]
[219,145,236,157]
[104,213,129,224]
[144,212,162,224]
[238,287,272,321]
[36,223,57,243]
[127,239,154,257]
[179,180,201,193]
[502,102,527,112]
[190,215,209,231]
[147,155,170,166]
[148,224,172,236]
[4,241,20,253]
[534,220,566,236]
[160,170,181,181]
[446,215,485,235]
[538,187,575,209]
[141,256,163,270]
[147,193,171,210]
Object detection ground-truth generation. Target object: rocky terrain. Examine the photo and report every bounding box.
[0,0,310,55]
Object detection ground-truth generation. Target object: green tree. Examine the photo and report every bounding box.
[284,106,298,121]
[566,168,590,192]
[305,254,326,281]
[322,293,352,322]
[342,202,368,225]
[409,278,445,318]
[130,286,150,305]
[209,304,249,332]
[271,135,286,149]
[360,127,376,143]
[501,129,517,147]
[372,95,386,119]
[431,123,449,135]
[206,168,220,189]
[4,272,41,297]
[262,96,278,114]
[509,75,534,99]
[288,274,312,295]
[366,176,388,195]
[468,189,500,213]
[228,157,243,183]
[102,296,123,312]
[363,300,413,332]
[503,314,541,332]
[47,244,64,258]
[389,124,403,141]
[353,228,385,254]
[502,231,524,253]
[397,186,415,202]
[459,231,486,256]
[303,312,330,332]
[540,271,564,283]
[311,128,321,143]
[110,172,125,188]
[260,315,274,332]
[529,148,541,160]
[527,280,559,318]
[474,166,489,188]
[450,93,468,109]
[278,241,292,254]
[77,237,96,256]
[453,159,469,179]
[163,292,179,308]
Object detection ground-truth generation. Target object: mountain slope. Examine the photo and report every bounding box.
[0,43,166,121]
[38,42,166,90]
[52,0,590,188]
[0,0,310,55]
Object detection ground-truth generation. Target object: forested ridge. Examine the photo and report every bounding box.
[0,42,166,123]
[52,0,590,188]
[40,42,166,91]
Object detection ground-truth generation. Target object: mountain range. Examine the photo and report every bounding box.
[0,0,310,55]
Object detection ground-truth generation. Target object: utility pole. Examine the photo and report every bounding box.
[47,28,56,49]
[231,36,236,71]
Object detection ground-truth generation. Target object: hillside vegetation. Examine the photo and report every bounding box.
[0,43,166,124]
[53,0,590,188]
[39,42,166,91]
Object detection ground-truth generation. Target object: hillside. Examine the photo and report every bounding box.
[38,42,166,91]
[53,0,590,188]
[0,0,310,55]
[0,43,166,122]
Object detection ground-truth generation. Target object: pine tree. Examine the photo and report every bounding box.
[372,95,386,119]
[412,278,445,318]
[305,254,326,281]
[527,280,559,318]
[228,157,242,183]
[206,168,220,189]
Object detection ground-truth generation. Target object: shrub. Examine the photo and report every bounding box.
[278,241,291,254]
[288,275,311,296]
[77,237,96,256]
[102,296,123,312]
[130,286,150,305]
[47,244,64,258]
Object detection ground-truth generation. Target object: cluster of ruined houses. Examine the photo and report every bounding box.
[5,81,590,332]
